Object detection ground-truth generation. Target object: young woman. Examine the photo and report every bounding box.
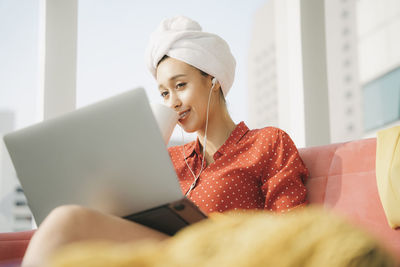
[21,16,308,267]
[148,16,308,214]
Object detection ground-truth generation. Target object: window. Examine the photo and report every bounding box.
[363,67,400,131]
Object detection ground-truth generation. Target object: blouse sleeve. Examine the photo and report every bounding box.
[260,128,309,213]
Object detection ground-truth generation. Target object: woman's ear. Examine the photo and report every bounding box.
[217,82,222,92]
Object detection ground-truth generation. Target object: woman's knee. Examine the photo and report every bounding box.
[44,205,89,224]
[37,205,94,241]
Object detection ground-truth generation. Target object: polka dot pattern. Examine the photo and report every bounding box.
[168,122,309,214]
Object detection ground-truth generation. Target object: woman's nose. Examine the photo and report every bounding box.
[167,92,182,110]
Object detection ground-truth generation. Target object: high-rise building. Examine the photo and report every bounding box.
[325,0,363,143]
[248,0,308,147]
[0,111,16,232]
[248,1,278,129]
[248,0,400,146]
[357,0,400,137]
[0,111,33,232]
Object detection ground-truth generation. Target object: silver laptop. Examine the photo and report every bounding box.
[3,88,206,235]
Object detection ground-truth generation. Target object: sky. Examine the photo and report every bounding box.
[0,0,268,142]
[0,0,39,132]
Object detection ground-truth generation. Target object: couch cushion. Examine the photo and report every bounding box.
[299,138,400,260]
[0,230,34,264]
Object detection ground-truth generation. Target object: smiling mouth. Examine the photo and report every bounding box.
[179,109,190,121]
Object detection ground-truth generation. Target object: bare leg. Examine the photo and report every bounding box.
[22,205,168,267]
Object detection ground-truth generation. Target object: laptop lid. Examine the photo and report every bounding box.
[3,88,183,225]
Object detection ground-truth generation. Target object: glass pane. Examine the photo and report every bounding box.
[363,67,400,131]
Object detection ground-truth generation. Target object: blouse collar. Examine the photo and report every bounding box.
[183,121,249,159]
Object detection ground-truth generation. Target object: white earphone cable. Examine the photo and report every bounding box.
[182,79,215,196]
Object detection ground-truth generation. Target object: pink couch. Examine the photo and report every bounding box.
[1,137,399,265]
[300,137,400,261]
[0,230,34,266]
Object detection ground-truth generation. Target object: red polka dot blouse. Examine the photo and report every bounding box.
[168,121,309,214]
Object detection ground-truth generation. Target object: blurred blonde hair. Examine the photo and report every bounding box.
[49,207,396,267]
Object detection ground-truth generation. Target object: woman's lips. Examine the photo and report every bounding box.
[179,109,190,122]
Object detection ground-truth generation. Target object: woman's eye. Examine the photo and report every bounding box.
[160,91,169,98]
[176,82,187,89]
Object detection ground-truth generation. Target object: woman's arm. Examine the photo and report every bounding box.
[260,129,309,213]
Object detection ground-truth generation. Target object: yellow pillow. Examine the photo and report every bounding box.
[376,126,400,229]
[48,208,395,267]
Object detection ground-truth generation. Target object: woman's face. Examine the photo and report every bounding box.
[156,57,215,133]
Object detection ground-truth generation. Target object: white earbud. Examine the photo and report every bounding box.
[211,77,217,87]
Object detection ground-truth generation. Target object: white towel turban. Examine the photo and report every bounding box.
[145,16,236,97]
